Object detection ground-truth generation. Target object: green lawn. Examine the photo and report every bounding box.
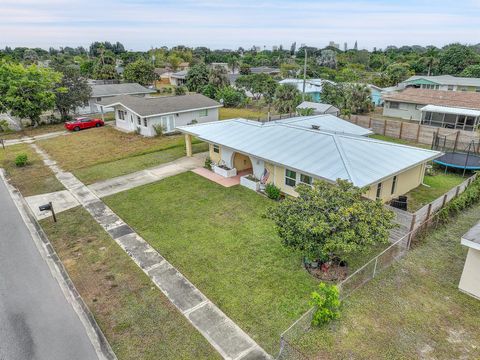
[292,202,480,360]
[0,143,64,196]
[406,171,466,211]
[219,107,269,120]
[369,134,430,149]
[41,206,220,360]
[104,172,392,354]
[104,172,319,354]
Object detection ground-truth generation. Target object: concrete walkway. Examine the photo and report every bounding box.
[29,143,271,360]
[4,130,68,147]
[88,153,206,198]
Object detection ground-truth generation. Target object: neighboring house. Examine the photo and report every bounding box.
[279,79,335,102]
[296,101,340,116]
[368,84,384,106]
[97,94,222,137]
[76,83,154,115]
[383,88,480,131]
[178,118,440,202]
[154,68,172,87]
[250,66,280,75]
[401,75,480,92]
[170,70,188,86]
[459,220,480,300]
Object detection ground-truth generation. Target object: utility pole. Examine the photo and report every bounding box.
[302,48,307,101]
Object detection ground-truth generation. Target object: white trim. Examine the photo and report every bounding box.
[461,238,480,251]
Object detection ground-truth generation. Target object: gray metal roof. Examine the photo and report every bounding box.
[461,220,480,250]
[420,105,480,117]
[404,75,480,87]
[279,78,335,93]
[275,115,372,136]
[296,101,339,113]
[171,70,188,79]
[177,119,441,187]
[97,94,222,118]
[91,83,154,98]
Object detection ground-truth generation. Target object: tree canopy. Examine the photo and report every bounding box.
[123,58,157,86]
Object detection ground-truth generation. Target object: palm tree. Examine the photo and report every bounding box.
[423,47,439,76]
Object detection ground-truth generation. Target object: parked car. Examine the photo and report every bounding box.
[65,117,104,131]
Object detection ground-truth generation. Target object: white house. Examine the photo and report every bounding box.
[296,101,340,116]
[97,94,222,137]
[76,83,154,115]
[459,220,480,300]
[401,75,480,92]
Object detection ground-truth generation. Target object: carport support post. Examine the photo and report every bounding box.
[185,134,193,157]
[100,106,105,122]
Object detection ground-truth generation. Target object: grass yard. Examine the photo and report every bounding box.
[0,144,64,196]
[36,126,207,183]
[0,122,66,140]
[219,107,269,120]
[406,171,466,211]
[40,206,220,360]
[292,202,480,360]
[370,134,430,149]
[104,172,392,354]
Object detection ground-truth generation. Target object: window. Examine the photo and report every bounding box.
[376,182,382,199]
[213,144,220,153]
[143,118,147,127]
[160,115,175,132]
[476,87,480,93]
[391,176,397,195]
[117,110,125,120]
[448,85,454,91]
[389,102,400,109]
[137,116,141,125]
[199,109,208,117]
[96,97,102,102]
[300,174,312,185]
[285,169,297,187]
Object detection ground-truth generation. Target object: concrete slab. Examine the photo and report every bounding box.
[187,302,259,360]
[25,190,80,220]
[107,224,134,239]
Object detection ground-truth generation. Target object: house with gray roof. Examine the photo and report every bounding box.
[296,101,340,116]
[97,94,222,137]
[401,75,480,92]
[76,83,154,115]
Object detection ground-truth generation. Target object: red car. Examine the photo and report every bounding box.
[65,117,104,131]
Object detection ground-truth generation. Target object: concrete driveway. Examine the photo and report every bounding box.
[0,179,99,360]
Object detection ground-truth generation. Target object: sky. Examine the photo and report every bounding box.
[1,0,480,51]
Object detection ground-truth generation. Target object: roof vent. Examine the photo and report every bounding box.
[311,124,321,130]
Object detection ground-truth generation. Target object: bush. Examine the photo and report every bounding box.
[204,157,213,170]
[438,176,480,223]
[174,86,187,96]
[153,124,166,137]
[15,153,28,167]
[310,283,341,326]
[215,86,245,107]
[265,183,281,200]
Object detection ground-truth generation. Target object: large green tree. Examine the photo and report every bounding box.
[185,63,209,92]
[268,180,395,262]
[123,58,157,86]
[208,65,229,88]
[52,64,91,120]
[274,83,301,115]
[235,73,277,102]
[438,44,480,75]
[0,62,62,126]
[461,64,480,78]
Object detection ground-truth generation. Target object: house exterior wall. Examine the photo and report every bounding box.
[233,153,252,171]
[459,248,480,300]
[209,144,222,163]
[364,163,425,202]
[383,101,424,121]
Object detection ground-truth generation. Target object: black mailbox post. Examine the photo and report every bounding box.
[39,201,57,222]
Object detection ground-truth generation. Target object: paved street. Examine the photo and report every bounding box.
[0,179,99,360]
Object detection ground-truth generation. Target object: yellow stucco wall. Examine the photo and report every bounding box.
[459,247,480,300]
[233,153,252,171]
[364,163,425,202]
[209,143,221,163]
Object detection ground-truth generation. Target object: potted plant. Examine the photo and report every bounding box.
[240,174,260,191]
[213,163,237,177]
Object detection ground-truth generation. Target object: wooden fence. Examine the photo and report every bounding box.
[345,115,479,147]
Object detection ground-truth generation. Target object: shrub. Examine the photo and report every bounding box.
[215,86,245,107]
[310,283,341,326]
[204,157,213,170]
[174,86,187,96]
[153,124,166,137]
[438,176,480,223]
[265,183,281,200]
[15,153,28,167]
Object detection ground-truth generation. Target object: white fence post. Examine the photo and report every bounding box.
[373,257,378,278]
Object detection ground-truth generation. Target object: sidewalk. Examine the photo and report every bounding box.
[4,131,68,147]
[29,143,271,360]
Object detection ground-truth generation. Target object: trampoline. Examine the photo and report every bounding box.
[431,132,480,174]
[434,152,480,170]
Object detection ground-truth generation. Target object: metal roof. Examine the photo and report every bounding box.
[97,94,222,118]
[296,101,339,113]
[91,83,154,97]
[461,220,480,250]
[279,78,335,93]
[403,75,480,87]
[177,119,441,187]
[420,105,480,117]
[274,114,372,136]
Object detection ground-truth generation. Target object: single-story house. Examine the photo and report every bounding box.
[383,88,480,130]
[274,115,373,136]
[178,118,441,202]
[170,70,188,86]
[296,101,340,116]
[279,79,335,102]
[459,220,480,300]
[368,84,384,106]
[76,83,155,115]
[97,94,222,137]
[250,66,280,75]
[401,75,480,92]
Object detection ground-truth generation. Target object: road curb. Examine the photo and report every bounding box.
[0,169,117,360]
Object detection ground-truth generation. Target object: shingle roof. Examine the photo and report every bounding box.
[91,83,154,97]
[97,94,222,117]
[275,114,373,136]
[403,75,480,87]
[383,88,480,110]
[177,119,440,187]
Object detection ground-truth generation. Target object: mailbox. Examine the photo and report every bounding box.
[39,203,52,212]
